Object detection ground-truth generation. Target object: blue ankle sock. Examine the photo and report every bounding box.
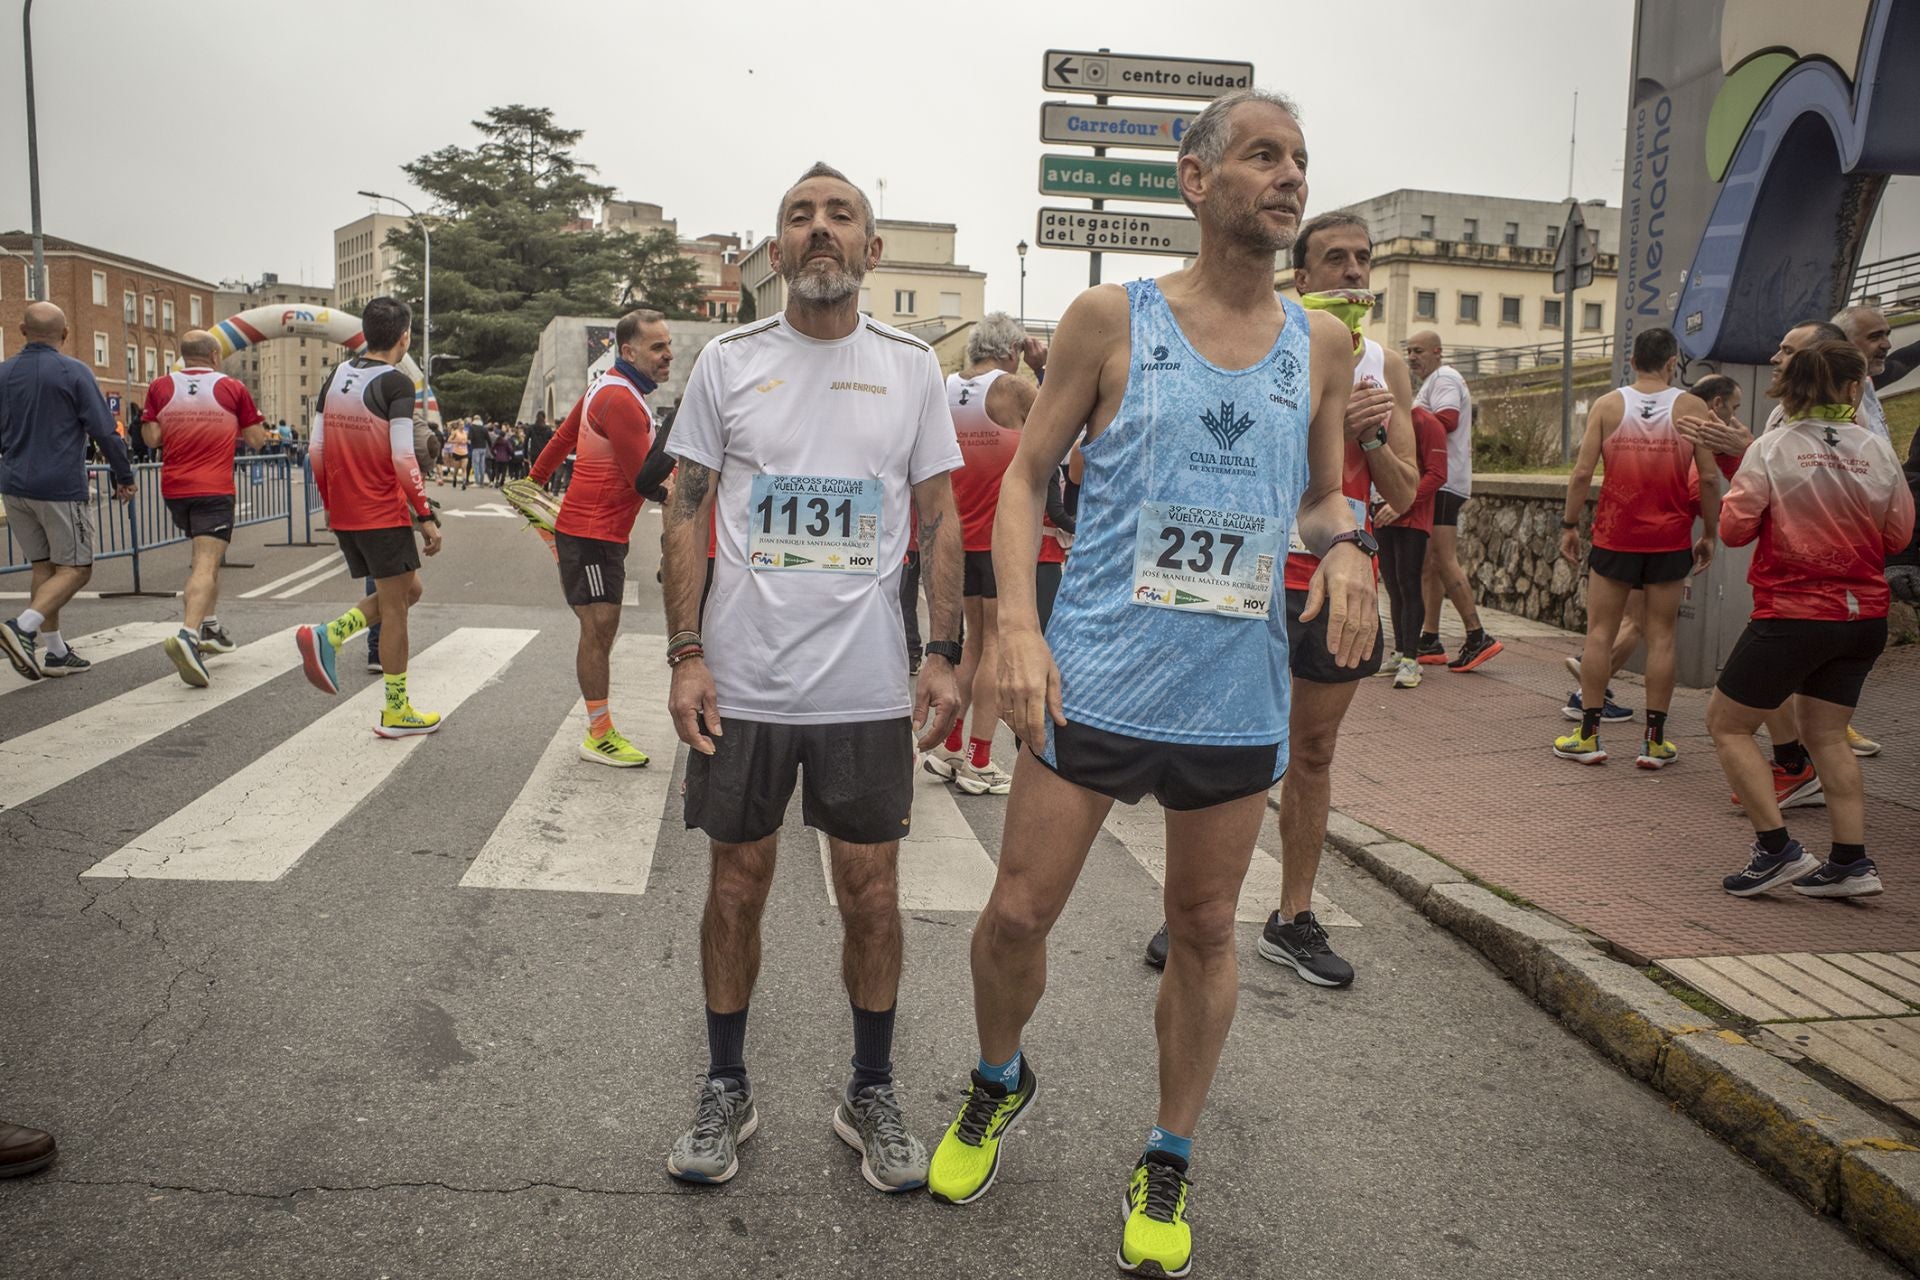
[1144,1125,1193,1165]
[978,1049,1022,1092]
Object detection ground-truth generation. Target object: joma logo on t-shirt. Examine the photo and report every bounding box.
[831,381,887,395]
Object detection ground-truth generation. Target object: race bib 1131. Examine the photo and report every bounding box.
[747,474,882,574]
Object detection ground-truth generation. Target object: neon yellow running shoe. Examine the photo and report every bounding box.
[375,705,443,738]
[1551,729,1607,765]
[1635,736,1678,770]
[928,1057,1036,1205]
[502,477,561,533]
[580,730,649,768]
[1118,1154,1193,1277]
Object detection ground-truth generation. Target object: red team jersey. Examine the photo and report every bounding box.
[1720,415,1916,621]
[309,358,429,530]
[530,368,655,543]
[948,369,1020,552]
[1284,339,1382,591]
[1386,405,1450,534]
[142,369,263,498]
[1592,386,1695,553]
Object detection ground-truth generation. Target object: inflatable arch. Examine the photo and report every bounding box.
[208,304,442,424]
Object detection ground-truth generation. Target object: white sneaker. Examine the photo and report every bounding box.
[953,759,1013,795]
[1564,654,1583,680]
[921,746,964,781]
[1373,651,1400,676]
[1392,656,1421,689]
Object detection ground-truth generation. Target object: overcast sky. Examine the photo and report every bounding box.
[2,0,1913,322]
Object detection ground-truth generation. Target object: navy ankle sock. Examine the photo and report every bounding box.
[1756,827,1791,856]
[1830,842,1867,866]
[706,1006,748,1090]
[849,1003,895,1095]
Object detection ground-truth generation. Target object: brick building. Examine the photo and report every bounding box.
[0,233,218,422]
[213,276,339,432]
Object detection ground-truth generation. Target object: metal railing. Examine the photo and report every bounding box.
[1851,250,1920,317]
[2,454,325,593]
[1446,333,1615,378]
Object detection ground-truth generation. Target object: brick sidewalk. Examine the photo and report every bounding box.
[1332,610,1920,962]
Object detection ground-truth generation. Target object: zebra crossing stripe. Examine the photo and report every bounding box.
[0,627,304,812]
[0,621,178,703]
[82,627,539,882]
[461,634,673,895]
[238,554,338,599]
[1101,795,1359,927]
[817,767,1001,912]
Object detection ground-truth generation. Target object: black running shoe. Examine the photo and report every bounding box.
[1415,636,1447,666]
[1447,632,1503,672]
[1257,910,1354,987]
[1144,923,1168,970]
[1722,839,1820,897]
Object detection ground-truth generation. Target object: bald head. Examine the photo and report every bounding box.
[1832,304,1892,375]
[180,330,220,366]
[21,301,66,344]
[1406,330,1443,378]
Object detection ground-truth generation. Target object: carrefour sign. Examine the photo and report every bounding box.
[1039,102,1199,153]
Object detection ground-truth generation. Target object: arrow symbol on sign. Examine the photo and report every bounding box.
[1054,56,1077,82]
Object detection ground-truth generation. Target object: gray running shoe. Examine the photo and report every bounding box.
[39,646,90,677]
[666,1076,757,1184]
[162,631,209,687]
[833,1082,929,1192]
[197,620,237,655]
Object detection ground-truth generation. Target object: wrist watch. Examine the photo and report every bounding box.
[1326,528,1380,559]
[924,640,962,664]
[1359,425,1387,452]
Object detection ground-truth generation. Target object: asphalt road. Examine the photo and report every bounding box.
[0,480,1904,1278]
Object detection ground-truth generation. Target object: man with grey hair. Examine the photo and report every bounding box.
[0,301,136,681]
[140,329,269,685]
[661,161,964,1193]
[924,311,1047,795]
[930,89,1372,1276]
[1832,304,1917,442]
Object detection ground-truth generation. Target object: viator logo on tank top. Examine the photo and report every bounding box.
[1139,344,1182,372]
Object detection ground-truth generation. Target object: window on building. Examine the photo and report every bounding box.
[1545,226,1560,250]
[1371,294,1384,322]
[162,299,175,331]
[91,271,108,305]
[1542,298,1563,328]
[93,332,110,366]
[143,346,157,380]
[1419,214,1435,237]
[1415,290,1437,320]
[300,375,308,389]
[1500,296,1522,325]
[1459,293,1481,323]
[190,295,203,326]
[300,354,308,366]
[124,290,136,323]
[894,289,916,315]
[1583,301,1604,330]
[125,343,137,377]
[939,291,962,316]
[142,296,155,327]
[1462,219,1479,244]
[1504,222,1520,246]
[163,348,175,371]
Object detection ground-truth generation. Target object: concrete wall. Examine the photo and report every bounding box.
[516,315,734,424]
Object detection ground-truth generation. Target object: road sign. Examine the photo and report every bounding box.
[1039,101,1202,152]
[1039,154,1181,203]
[1043,50,1253,101]
[1035,207,1200,257]
[1552,202,1598,292]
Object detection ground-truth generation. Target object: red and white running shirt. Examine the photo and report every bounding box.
[143,368,263,498]
[1284,338,1381,591]
[1721,415,1916,620]
[531,367,655,543]
[1592,386,1695,554]
[309,358,429,530]
[948,369,1019,553]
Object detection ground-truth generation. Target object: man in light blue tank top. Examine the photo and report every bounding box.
[926,89,1380,1277]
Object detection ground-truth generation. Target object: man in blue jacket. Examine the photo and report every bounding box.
[0,302,136,680]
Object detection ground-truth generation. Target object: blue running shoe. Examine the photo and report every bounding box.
[1723,839,1820,897]
[296,624,339,695]
[1562,689,1634,722]
[1793,858,1883,899]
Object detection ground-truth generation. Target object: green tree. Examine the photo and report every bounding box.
[384,106,636,420]
[621,228,707,320]
[736,286,757,324]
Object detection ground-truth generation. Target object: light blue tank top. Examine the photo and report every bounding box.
[1044,279,1312,751]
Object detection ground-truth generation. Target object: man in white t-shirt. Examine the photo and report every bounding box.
[659,162,964,1195]
[1406,330,1502,671]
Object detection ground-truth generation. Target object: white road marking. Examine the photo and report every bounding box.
[1102,796,1359,927]
[818,766,1000,913]
[0,628,303,811]
[238,554,339,599]
[622,580,640,608]
[274,562,352,599]
[461,636,673,895]
[83,627,538,881]
[0,621,179,701]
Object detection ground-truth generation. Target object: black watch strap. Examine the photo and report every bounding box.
[925,640,962,663]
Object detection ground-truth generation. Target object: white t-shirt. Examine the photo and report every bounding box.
[668,313,963,724]
[1416,364,1473,498]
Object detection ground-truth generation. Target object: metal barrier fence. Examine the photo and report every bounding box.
[1,453,327,595]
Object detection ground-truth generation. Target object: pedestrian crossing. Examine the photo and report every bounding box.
[3,617,1361,925]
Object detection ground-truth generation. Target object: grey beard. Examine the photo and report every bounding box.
[787,261,864,304]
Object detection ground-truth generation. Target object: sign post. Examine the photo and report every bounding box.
[1553,201,1596,461]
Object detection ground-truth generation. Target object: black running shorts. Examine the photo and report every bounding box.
[1716,616,1888,711]
[1038,718,1282,811]
[684,716,914,845]
[1285,588,1384,684]
[166,495,236,542]
[1432,490,1468,527]
[1589,545,1693,588]
[555,530,629,606]
[334,525,420,580]
[964,549,997,599]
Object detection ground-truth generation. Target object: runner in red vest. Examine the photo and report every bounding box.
[141,330,268,684]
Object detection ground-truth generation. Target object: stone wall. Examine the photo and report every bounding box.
[1456,476,1594,631]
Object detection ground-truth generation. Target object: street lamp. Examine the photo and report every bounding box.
[357,189,431,404]
[1016,240,1028,329]
[22,0,46,299]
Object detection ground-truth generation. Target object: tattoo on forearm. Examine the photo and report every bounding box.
[667,463,713,523]
[917,509,943,548]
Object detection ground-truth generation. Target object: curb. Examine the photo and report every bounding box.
[1313,805,1920,1272]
